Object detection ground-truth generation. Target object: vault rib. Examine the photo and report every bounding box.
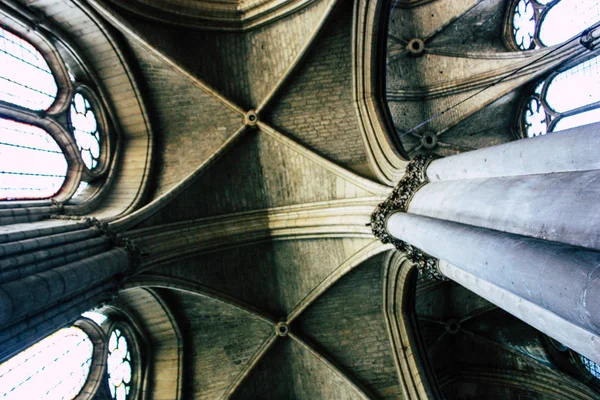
[222,333,278,399]
[125,275,277,326]
[256,0,340,113]
[289,332,375,399]
[257,123,390,195]
[286,240,392,323]
[111,125,248,232]
[422,0,483,42]
[86,0,246,116]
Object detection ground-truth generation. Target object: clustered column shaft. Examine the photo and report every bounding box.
[0,218,135,362]
[372,122,600,364]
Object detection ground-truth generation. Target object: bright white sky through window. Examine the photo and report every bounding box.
[0,118,67,200]
[0,27,57,110]
[0,327,93,400]
[518,0,600,136]
[540,0,600,46]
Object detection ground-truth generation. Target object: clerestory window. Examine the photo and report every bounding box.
[0,326,94,399]
[107,328,133,400]
[510,0,600,50]
[579,354,600,379]
[0,23,109,201]
[509,0,600,137]
[0,310,140,400]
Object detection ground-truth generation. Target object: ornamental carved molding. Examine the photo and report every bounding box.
[370,155,445,280]
[49,215,142,272]
[105,0,318,31]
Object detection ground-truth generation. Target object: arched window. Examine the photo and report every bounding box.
[510,0,600,137]
[0,310,143,400]
[520,55,600,137]
[510,0,600,50]
[544,337,600,388]
[0,327,94,399]
[579,354,600,379]
[0,27,57,110]
[107,328,133,400]
[0,22,109,201]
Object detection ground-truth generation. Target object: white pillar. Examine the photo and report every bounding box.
[386,212,600,363]
[373,123,600,365]
[439,260,600,366]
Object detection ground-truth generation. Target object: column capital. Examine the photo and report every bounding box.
[50,215,142,273]
[86,218,142,272]
[370,155,445,280]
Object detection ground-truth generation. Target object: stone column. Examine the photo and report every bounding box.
[386,212,600,363]
[371,122,600,364]
[409,123,600,250]
[0,218,138,362]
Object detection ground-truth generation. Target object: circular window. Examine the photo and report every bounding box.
[107,328,133,400]
[512,0,535,50]
[522,95,547,137]
[70,92,102,170]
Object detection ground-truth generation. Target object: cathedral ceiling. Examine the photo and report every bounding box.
[106,0,321,31]
[14,0,600,397]
[385,0,567,159]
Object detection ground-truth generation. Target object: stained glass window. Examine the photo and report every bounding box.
[70,92,101,170]
[579,354,600,379]
[511,0,600,50]
[0,23,108,202]
[514,0,600,137]
[0,327,93,400]
[0,26,57,110]
[522,54,600,137]
[539,0,600,46]
[513,0,535,50]
[0,118,68,200]
[107,329,133,400]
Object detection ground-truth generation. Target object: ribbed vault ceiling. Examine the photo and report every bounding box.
[106,0,320,30]
[23,0,600,397]
[85,0,401,396]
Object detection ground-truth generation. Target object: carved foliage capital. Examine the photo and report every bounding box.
[371,155,445,280]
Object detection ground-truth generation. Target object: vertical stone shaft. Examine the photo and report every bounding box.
[409,123,600,250]
[0,219,133,362]
[386,212,600,363]
[377,123,600,363]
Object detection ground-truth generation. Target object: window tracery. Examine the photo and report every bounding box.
[0,309,143,400]
[510,0,600,50]
[511,0,600,137]
[0,21,109,201]
[107,328,133,400]
[520,55,600,137]
[579,354,600,379]
[0,327,94,400]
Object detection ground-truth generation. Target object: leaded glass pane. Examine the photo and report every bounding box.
[553,107,600,131]
[107,329,132,400]
[513,0,535,50]
[0,327,93,400]
[70,92,101,170]
[524,96,548,137]
[0,118,67,200]
[540,0,600,46]
[0,27,57,110]
[546,55,600,112]
[579,354,600,378]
